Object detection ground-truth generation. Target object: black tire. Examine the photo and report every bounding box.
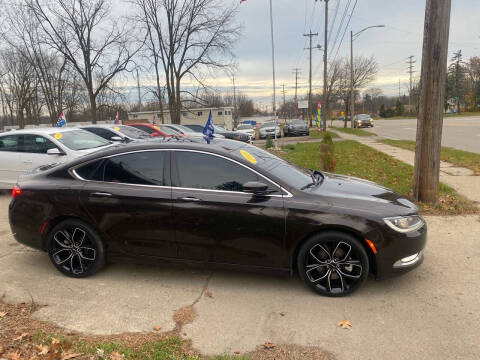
[46,219,105,278]
[297,231,369,297]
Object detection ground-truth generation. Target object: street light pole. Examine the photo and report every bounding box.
[350,25,385,129]
[269,0,277,142]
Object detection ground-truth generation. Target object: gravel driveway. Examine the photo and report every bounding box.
[1,194,479,359]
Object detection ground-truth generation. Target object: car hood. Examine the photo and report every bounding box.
[260,126,279,131]
[307,172,418,216]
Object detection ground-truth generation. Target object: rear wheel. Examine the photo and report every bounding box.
[297,231,369,297]
[46,219,105,278]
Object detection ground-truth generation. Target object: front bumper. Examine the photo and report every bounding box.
[370,222,427,280]
[287,128,309,135]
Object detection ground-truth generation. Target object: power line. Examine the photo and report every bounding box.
[329,0,358,67]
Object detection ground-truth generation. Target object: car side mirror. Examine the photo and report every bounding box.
[110,136,123,142]
[47,148,65,156]
[243,181,269,195]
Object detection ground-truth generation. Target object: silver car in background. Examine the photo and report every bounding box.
[258,121,281,139]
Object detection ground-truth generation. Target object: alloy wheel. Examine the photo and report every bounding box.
[305,241,364,295]
[50,227,97,275]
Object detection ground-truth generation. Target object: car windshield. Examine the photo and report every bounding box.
[290,120,305,125]
[116,126,151,139]
[158,125,179,135]
[230,144,312,189]
[49,129,110,150]
[213,125,226,132]
[357,114,370,119]
[238,124,253,130]
[173,124,197,133]
[261,122,276,128]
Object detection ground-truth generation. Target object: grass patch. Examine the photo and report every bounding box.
[379,139,480,175]
[309,129,339,139]
[329,126,376,137]
[280,140,477,215]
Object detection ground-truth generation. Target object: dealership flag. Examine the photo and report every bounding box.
[152,113,157,125]
[56,112,67,128]
[203,110,215,144]
[114,112,119,124]
[314,100,322,130]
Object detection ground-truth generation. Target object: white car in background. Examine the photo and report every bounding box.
[0,128,113,189]
[258,121,281,139]
[235,124,256,139]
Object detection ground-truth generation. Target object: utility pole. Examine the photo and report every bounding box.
[350,30,355,128]
[321,0,329,131]
[292,68,301,117]
[406,55,416,108]
[136,68,142,112]
[304,30,318,127]
[413,0,451,203]
[232,74,237,129]
[282,84,286,105]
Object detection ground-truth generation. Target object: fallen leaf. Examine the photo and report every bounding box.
[234,350,240,354]
[337,319,352,330]
[96,349,105,357]
[13,333,28,341]
[60,352,82,360]
[153,325,162,331]
[279,312,286,317]
[263,342,276,349]
[51,338,61,345]
[0,311,7,318]
[204,290,213,298]
[4,350,22,360]
[36,344,50,355]
[109,351,124,360]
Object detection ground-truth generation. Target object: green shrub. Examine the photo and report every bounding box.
[265,136,274,149]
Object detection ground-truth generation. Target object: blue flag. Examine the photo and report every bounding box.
[56,112,67,127]
[203,110,215,143]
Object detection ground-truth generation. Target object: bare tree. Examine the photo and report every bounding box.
[0,48,36,128]
[134,0,241,124]
[2,4,70,126]
[27,0,139,122]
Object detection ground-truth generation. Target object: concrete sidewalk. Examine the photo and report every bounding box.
[330,131,480,204]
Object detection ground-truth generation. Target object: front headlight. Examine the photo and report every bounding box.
[383,215,424,233]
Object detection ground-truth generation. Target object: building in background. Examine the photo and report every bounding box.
[127,107,234,130]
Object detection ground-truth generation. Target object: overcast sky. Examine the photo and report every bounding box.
[133,0,480,109]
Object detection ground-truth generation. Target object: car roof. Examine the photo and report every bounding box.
[0,127,86,136]
[129,123,155,127]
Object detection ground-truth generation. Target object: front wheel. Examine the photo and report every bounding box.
[297,231,369,296]
[46,219,105,278]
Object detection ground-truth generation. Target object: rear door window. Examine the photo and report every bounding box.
[0,135,20,152]
[83,127,116,140]
[103,151,166,185]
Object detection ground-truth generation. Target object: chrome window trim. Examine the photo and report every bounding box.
[69,148,293,198]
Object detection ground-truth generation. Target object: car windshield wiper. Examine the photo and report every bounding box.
[301,170,324,190]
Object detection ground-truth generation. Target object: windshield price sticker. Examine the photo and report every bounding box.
[54,132,63,140]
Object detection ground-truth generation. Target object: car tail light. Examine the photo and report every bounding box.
[12,185,22,198]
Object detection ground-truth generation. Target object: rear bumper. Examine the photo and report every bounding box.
[9,198,45,251]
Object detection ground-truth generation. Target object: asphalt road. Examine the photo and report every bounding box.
[345,116,480,154]
[1,195,480,359]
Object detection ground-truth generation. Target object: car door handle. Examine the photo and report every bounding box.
[89,192,113,198]
[177,196,201,202]
[23,160,33,164]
